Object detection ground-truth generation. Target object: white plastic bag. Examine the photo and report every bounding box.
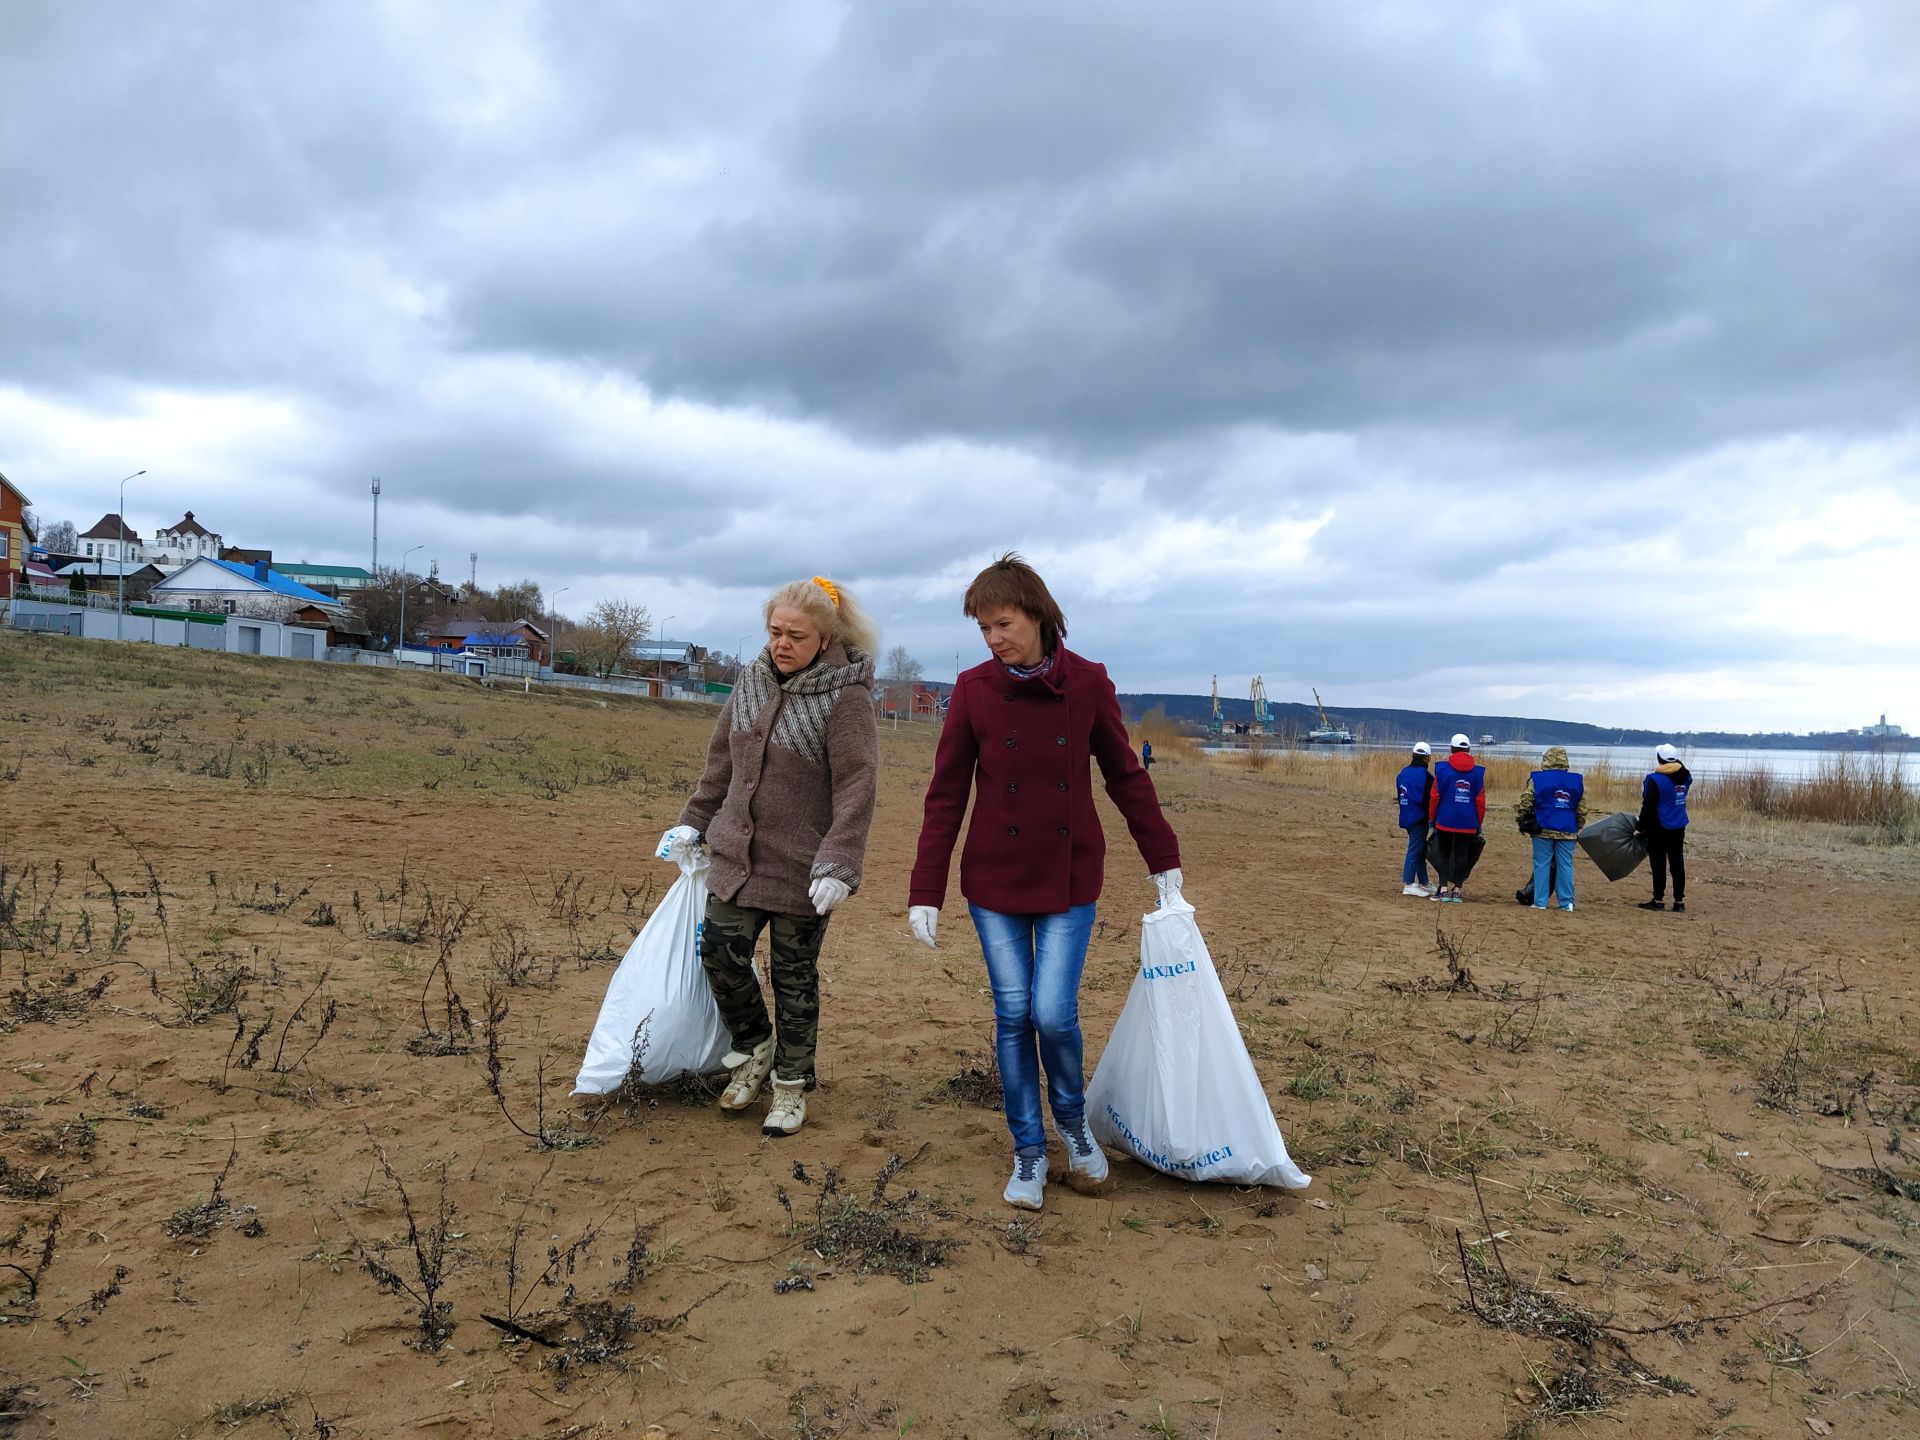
[1087,898,1312,1190]
[572,841,734,1094]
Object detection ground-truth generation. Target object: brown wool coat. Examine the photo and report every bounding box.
[680,643,878,915]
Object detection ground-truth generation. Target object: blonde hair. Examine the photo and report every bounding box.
[763,576,879,657]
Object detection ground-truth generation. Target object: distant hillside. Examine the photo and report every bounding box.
[1118,693,1914,752]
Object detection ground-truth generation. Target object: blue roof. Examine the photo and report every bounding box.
[465,631,530,648]
[206,557,335,603]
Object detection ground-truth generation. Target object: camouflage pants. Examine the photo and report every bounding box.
[699,895,829,1088]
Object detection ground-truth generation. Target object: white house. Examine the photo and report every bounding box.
[150,511,224,565]
[151,556,342,620]
[78,513,145,563]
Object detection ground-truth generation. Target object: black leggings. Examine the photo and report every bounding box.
[1431,830,1476,888]
[1646,828,1686,903]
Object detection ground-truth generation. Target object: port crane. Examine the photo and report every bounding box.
[1250,676,1272,736]
[1307,687,1355,745]
[1208,675,1224,737]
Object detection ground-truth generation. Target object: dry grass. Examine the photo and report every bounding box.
[1721,752,1917,838]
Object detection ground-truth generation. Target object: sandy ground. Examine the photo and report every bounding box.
[2,632,1917,1440]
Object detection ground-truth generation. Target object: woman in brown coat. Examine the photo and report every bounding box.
[657,577,879,1136]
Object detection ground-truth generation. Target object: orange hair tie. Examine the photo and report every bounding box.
[812,575,842,609]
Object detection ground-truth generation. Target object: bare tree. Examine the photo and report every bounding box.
[477,578,543,623]
[882,646,924,685]
[573,599,652,678]
[881,645,924,719]
[37,518,78,554]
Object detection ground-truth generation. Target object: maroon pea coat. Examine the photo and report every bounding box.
[909,648,1180,915]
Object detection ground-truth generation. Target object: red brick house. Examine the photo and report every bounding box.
[422,617,550,667]
[0,472,31,597]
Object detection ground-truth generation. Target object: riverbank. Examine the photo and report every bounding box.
[2,633,1915,1438]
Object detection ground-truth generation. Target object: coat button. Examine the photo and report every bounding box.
[1056,736,1066,746]
[1006,825,1019,836]
[1004,737,1016,748]
[1007,781,1019,793]
[1057,780,1069,791]
[1057,826,1069,837]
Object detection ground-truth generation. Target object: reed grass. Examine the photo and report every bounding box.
[1718,752,1917,838]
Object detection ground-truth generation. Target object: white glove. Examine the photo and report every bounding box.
[1151,868,1184,908]
[657,824,702,859]
[808,876,851,916]
[908,905,939,949]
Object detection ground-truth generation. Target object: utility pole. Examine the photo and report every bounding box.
[370,477,381,576]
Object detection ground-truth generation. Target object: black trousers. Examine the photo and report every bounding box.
[1431,830,1476,887]
[1646,828,1686,903]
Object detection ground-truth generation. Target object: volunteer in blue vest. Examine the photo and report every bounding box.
[1395,742,1435,896]
[1426,734,1486,903]
[1517,746,1586,911]
[908,553,1183,1213]
[1636,743,1691,912]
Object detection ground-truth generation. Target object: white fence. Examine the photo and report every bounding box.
[7,598,322,660]
[7,598,725,703]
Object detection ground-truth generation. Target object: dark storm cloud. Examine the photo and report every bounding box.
[458,1,1920,456]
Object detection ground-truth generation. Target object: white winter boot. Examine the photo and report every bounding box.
[719,1038,775,1111]
[762,1077,808,1137]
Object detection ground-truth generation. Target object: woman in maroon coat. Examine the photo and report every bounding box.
[909,554,1182,1211]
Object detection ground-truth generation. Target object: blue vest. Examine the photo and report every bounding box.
[1433,764,1485,831]
[1649,771,1689,828]
[1395,764,1432,828]
[1530,770,1583,833]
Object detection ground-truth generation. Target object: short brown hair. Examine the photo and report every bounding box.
[963,552,1067,652]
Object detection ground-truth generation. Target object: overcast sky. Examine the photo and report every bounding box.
[4,1,1915,732]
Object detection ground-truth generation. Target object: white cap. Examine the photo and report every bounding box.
[1411,741,1432,756]
[1655,742,1680,763]
[1450,733,1472,750]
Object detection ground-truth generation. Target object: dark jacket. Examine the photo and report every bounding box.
[1638,761,1693,834]
[909,648,1180,913]
[681,643,878,914]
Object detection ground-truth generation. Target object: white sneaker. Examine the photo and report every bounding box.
[1004,1151,1047,1211]
[719,1038,775,1111]
[1057,1117,1111,1192]
[762,1077,807,1136]
[1402,883,1433,897]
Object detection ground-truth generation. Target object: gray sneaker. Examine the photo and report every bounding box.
[1057,1116,1111,1192]
[1004,1150,1047,1211]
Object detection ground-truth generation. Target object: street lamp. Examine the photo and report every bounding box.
[550,586,570,673]
[396,543,424,661]
[114,469,146,641]
[657,615,676,693]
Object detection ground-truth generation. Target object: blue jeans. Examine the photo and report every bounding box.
[1401,826,1429,886]
[968,903,1098,1155]
[1531,837,1576,908]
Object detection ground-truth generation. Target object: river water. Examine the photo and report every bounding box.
[1199,741,1919,781]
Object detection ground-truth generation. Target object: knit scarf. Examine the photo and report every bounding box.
[731,645,875,766]
[1002,650,1056,682]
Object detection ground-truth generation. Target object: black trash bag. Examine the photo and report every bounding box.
[1515,849,1561,905]
[1429,829,1489,881]
[1577,812,1647,882]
